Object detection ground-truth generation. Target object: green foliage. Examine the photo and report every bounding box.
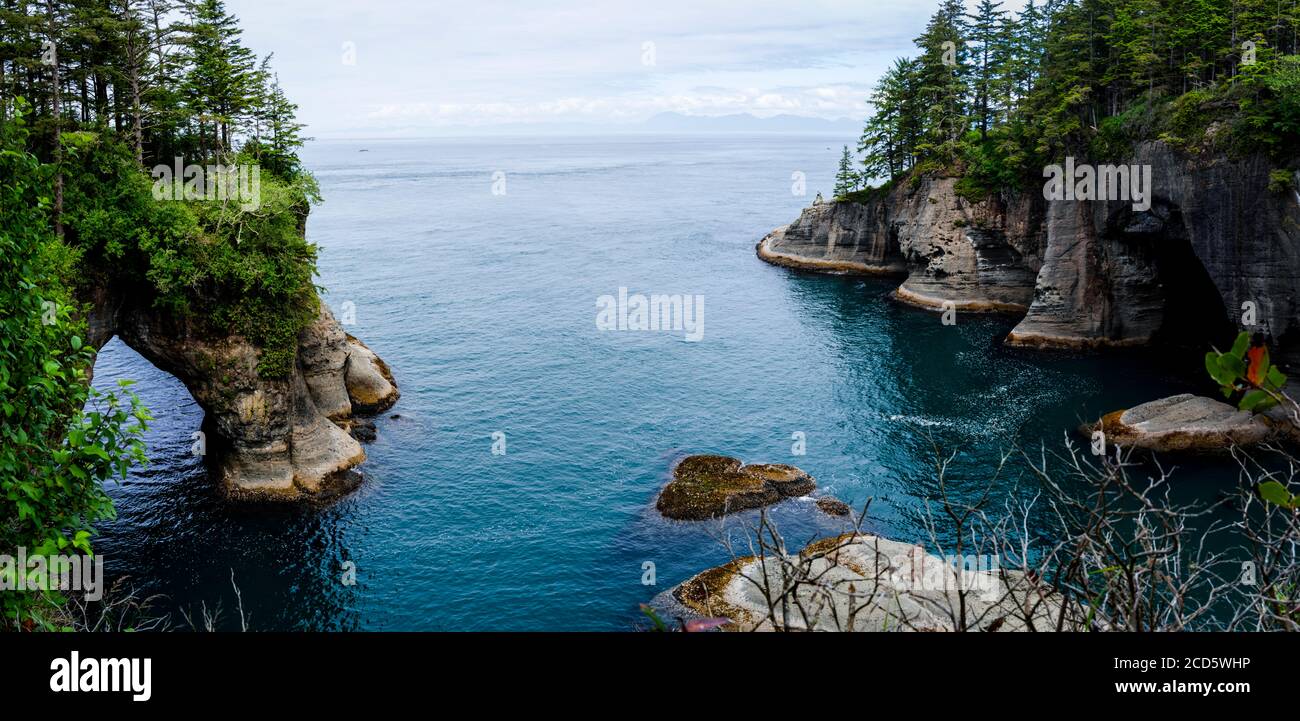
[954,126,1028,200]
[840,179,897,205]
[1204,332,1289,413]
[854,0,1300,193]
[860,57,925,182]
[833,145,861,198]
[0,0,320,629]
[1268,169,1296,194]
[1088,115,1133,163]
[45,127,321,378]
[1257,480,1298,509]
[1,106,149,630]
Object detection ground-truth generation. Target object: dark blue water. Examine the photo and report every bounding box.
[91,135,1230,630]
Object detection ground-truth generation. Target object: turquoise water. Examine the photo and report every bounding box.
[91,135,1230,630]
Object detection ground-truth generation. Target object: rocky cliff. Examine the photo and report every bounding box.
[87,296,398,502]
[759,175,1045,312]
[759,143,1300,368]
[1008,143,1300,362]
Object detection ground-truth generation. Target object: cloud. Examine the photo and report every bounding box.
[224,0,1028,136]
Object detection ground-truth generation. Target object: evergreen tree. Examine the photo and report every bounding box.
[834,145,859,197]
[180,0,257,159]
[968,0,1009,137]
[913,0,970,164]
[859,56,923,182]
[845,0,1300,193]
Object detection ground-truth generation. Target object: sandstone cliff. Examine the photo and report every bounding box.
[759,175,1045,311]
[759,143,1300,368]
[87,298,398,502]
[1008,143,1300,363]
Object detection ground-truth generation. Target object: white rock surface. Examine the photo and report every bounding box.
[657,533,1078,632]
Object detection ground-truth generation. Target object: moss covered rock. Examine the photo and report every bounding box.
[816,497,852,516]
[656,455,815,520]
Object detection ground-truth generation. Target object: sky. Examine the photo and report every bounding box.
[225,0,1027,138]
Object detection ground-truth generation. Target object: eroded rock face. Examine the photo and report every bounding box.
[758,177,1046,311]
[652,533,1079,631]
[893,178,1045,312]
[92,301,399,501]
[757,197,907,275]
[1008,143,1299,363]
[656,455,815,520]
[759,143,1300,368]
[343,335,399,415]
[1088,394,1275,453]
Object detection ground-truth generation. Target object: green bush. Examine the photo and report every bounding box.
[57,133,321,378]
[1,107,150,630]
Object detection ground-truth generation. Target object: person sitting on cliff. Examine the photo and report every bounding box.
[814,192,823,205]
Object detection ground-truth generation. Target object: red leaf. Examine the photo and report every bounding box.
[1247,345,1267,385]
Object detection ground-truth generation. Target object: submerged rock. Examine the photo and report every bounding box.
[656,455,814,520]
[816,497,852,516]
[654,533,1078,631]
[1088,394,1274,453]
[347,418,378,443]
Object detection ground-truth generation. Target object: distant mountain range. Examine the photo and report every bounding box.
[640,112,862,134]
[319,112,864,139]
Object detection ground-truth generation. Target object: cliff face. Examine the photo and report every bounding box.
[759,175,1046,311]
[757,196,907,274]
[759,142,1300,368]
[88,297,398,501]
[1008,143,1300,364]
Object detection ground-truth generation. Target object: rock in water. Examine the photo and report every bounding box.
[654,533,1079,631]
[757,199,908,275]
[739,463,816,497]
[347,418,378,443]
[656,455,815,520]
[1090,394,1274,453]
[344,335,400,415]
[816,497,852,516]
[759,143,1300,369]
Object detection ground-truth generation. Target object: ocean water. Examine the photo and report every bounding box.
[91,135,1232,630]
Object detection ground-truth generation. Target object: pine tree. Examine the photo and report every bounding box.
[859,56,923,182]
[181,0,257,160]
[834,145,859,197]
[968,0,1009,138]
[913,0,970,164]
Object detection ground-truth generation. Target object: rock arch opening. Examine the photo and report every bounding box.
[85,303,399,501]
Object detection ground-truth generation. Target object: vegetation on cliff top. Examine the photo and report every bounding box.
[1,0,313,628]
[2,0,317,379]
[850,0,1300,200]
